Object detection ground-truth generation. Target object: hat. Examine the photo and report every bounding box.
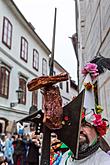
[81,63,109,137]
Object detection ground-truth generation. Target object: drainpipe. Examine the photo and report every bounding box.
[71,0,79,92]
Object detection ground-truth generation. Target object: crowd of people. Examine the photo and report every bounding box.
[0,130,69,165]
[0,131,41,165]
[0,118,110,165]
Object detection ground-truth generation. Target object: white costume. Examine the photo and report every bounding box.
[59,148,110,165]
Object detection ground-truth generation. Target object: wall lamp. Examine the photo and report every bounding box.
[10,87,24,108]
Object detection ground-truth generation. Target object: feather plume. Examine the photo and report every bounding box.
[90,55,110,74]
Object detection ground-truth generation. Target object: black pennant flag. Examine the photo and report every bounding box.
[17,110,44,135]
[17,110,44,123]
[56,90,84,158]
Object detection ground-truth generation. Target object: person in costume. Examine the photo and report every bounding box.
[59,63,110,165]
[59,109,110,165]
[50,133,62,165]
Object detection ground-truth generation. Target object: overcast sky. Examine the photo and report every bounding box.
[13,0,77,82]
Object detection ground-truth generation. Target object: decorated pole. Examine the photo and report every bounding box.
[40,8,57,165]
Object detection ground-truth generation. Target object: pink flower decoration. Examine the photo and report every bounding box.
[96,121,107,136]
[82,63,99,79]
[93,114,103,126]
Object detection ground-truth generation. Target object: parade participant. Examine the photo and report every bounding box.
[26,132,41,165]
[59,63,110,165]
[0,134,5,159]
[12,134,26,165]
[50,133,62,165]
[4,133,14,165]
[59,110,110,165]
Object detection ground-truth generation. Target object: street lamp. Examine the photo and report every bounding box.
[10,87,24,107]
[16,87,23,104]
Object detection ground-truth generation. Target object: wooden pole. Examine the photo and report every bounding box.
[40,8,57,165]
[49,8,57,76]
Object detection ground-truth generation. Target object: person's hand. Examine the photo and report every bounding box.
[31,131,36,138]
[32,138,41,146]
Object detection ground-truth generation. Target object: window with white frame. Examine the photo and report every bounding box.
[0,65,10,98]
[20,37,28,62]
[2,17,13,49]
[33,49,39,71]
[42,58,47,75]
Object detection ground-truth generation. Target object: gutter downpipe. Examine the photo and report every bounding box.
[75,0,80,92]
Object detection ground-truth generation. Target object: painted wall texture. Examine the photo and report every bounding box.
[77,0,110,143]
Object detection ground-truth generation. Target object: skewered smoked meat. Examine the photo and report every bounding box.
[27,72,68,91]
[43,86,63,129]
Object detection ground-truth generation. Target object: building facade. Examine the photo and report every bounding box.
[54,60,78,106]
[75,0,110,142]
[0,0,77,133]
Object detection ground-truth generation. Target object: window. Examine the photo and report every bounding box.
[19,77,27,104]
[0,66,10,98]
[33,49,39,71]
[66,81,69,93]
[42,94,44,110]
[42,58,47,75]
[2,17,13,49]
[32,90,38,107]
[59,82,63,89]
[20,37,28,62]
